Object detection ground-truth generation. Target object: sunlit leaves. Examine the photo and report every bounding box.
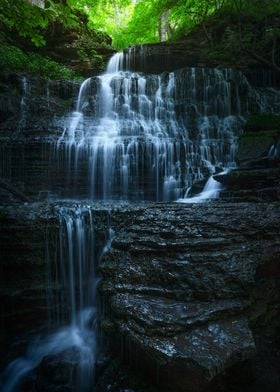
[1,0,279,51]
[0,0,78,46]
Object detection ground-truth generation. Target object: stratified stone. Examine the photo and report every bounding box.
[100,202,280,392]
[117,318,255,392]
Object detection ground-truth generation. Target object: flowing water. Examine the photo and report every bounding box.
[1,207,112,392]
[177,172,226,203]
[2,50,280,391]
[17,77,29,133]
[55,53,249,202]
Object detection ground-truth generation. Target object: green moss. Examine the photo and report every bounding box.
[242,130,279,138]
[0,41,81,80]
[245,114,280,132]
[100,319,116,333]
[0,208,8,220]
[248,301,268,327]
[237,130,278,161]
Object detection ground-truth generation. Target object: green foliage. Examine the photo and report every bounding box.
[112,0,160,49]
[103,0,228,49]
[82,0,133,49]
[1,0,279,69]
[0,208,8,220]
[0,0,77,46]
[104,0,280,52]
[72,28,112,69]
[0,40,80,80]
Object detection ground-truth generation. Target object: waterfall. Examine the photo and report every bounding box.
[0,207,111,392]
[177,172,225,203]
[17,76,29,133]
[2,47,280,392]
[55,53,248,201]
[106,52,124,73]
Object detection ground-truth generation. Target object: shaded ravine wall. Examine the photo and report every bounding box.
[99,202,280,392]
[0,203,110,370]
[0,50,280,391]
[0,202,279,391]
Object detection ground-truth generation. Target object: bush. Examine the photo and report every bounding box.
[0,41,80,80]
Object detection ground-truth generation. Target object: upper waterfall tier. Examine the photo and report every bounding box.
[54,52,278,201]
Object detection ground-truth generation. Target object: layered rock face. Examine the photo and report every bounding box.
[0,74,78,135]
[0,203,109,376]
[122,43,204,74]
[121,44,280,86]
[39,19,114,77]
[0,204,56,369]
[1,202,279,392]
[0,75,79,200]
[99,203,280,391]
[0,46,280,392]
[1,65,279,202]
[216,115,280,201]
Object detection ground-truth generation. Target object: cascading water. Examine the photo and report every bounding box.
[56,53,247,202]
[177,172,226,203]
[17,77,29,133]
[0,207,111,392]
[2,47,280,392]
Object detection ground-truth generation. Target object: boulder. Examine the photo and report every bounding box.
[214,114,280,202]
[100,203,280,391]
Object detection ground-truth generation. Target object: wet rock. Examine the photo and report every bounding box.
[122,43,203,74]
[1,202,279,391]
[0,74,80,137]
[100,202,280,392]
[0,203,60,368]
[236,131,279,163]
[215,168,280,190]
[35,347,92,392]
[111,294,249,336]
[117,318,255,392]
[95,358,159,392]
[214,121,280,202]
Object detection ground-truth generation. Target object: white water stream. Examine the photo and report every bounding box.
[1,208,113,392]
[56,52,244,201]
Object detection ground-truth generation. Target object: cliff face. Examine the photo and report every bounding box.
[99,202,280,392]
[215,115,280,202]
[0,36,279,392]
[39,18,114,77]
[0,202,279,391]
[0,66,279,203]
[0,75,79,202]
[0,74,78,136]
[0,10,114,78]
[0,204,56,369]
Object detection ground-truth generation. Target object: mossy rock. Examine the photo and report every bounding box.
[236,130,279,162]
[245,114,280,133]
[0,207,8,220]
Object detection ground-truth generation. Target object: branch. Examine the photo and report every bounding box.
[235,13,280,73]
[0,178,30,202]
[244,47,280,72]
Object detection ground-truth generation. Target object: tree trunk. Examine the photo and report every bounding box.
[159,11,171,42]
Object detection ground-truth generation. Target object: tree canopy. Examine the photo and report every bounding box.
[0,0,79,46]
[0,0,280,59]
[108,0,280,49]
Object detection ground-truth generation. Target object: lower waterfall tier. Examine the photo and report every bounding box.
[0,202,279,392]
